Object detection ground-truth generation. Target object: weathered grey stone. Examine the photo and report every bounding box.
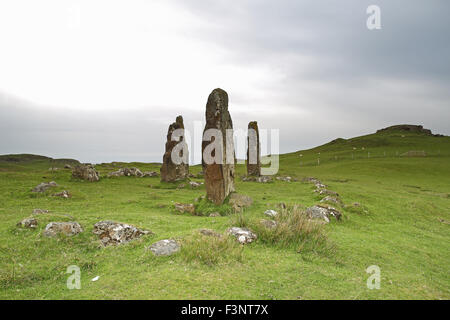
[43,222,83,237]
[32,209,49,215]
[209,212,221,217]
[229,194,253,213]
[276,176,292,182]
[264,209,278,218]
[315,189,339,197]
[92,221,151,246]
[161,115,189,182]
[53,190,71,198]
[242,175,272,183]
[142,171,158,177]
[306,205,342,222]
[202,89,235,205]
[149,239,180,256]
[72,164,100,182]
[31,181,58,193]
[17,217,38,228]
[320,196,342,205]
[227,227,257,244]
[174,202,195,214]
[198,228,222,238]
[247,121,261,176]
[189,181,201,189]
[260,219,277,229]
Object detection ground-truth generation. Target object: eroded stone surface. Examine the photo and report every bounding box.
[174,202,195,214]
[93,221,151,246]
[242,175,272,183]
[161,116,189,182]
[202,89,235,205]
[17,217,38,228]
[227,227,257,244]
[306,205,342,222]
[198,228,222,238]
[229,194,253,213]
[247,121,261,176]
[72,164,100,182]
[32,181,57,193]
[264,209,278,218]
[149,239,180,256]
[43,222,83,237]
[53,190,71,198]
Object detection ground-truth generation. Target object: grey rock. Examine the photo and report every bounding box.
[32,209,49,215]
[260,219,277,229]
[227,227,257,244]
[43,222,83,237]
[264,209,278,218]
[72,164,100,182]
[93,220,151,246]
[149,239,180,256]
[209,212,221,217]
[320,196,342,205]
[161,116,189,182]
[53,190,71,198]
[17,217,38,228]
[229,194,253,213]
[31,181,58,193]
[174,202,195,214]
[198,228,222,238]
[306,205,342,222]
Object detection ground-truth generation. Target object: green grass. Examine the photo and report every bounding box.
[0,129,449,299]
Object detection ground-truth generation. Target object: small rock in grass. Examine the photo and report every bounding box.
[43,222,83,237]
[260,219,277,229]
[32,209,49,215]
[227,227,257,244]
[174,203,195,214]
[198,229,222,238]
[264,209,278,218]
[189,181,201,189]
[31,181,58,193]
[93,221,151,246]
[17,217,38,229]
[320,196,342,205]
[209,212,221,217]
[306,205,342,222]
[53,190,71,198]
[149,239,180,256]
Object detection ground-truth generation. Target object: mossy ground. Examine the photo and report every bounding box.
[0,130,449,299]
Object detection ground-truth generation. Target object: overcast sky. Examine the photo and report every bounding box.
[0,0,449,163]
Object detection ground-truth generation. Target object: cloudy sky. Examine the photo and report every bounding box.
[0,0,449,163]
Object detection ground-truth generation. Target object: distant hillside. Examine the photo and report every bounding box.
[0,154,80,165]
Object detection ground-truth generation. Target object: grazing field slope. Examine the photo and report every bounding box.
[0,128,449,299]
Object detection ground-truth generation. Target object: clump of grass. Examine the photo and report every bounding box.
[179,233,243,266]
[194,196,233,216]
[249,206,335,256]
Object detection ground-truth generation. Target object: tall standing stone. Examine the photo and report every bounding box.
[247,121,261,176]
[160,115,189,182]
[202,88,235,204]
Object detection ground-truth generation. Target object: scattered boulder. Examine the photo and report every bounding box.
[260,219,277,229]
[227,227,257,244]
[320,196,342,205]
[92,221,151,246]
[209,212,221,217]
[53,190,71,198]
[247,121,261,176]
[108,167,145,177]
[189,181,201,189]
[43,222,83,237]
[198,228,222,238]
[174,202,195,214]
[242,175,272,183]
[202,88,235,204]
[17,217,38,229]
[303,177,321,184]
[161,115,189,182]
[229,194,253,213]
[264,209,278,218]
[143,171,158,177]
[315,189,339,197]
[32,209,49,215]
[72,164,100,182]
[276,176,292,182]
[306,205,342,222]
[149,239,180,256]
[31,181,58,193]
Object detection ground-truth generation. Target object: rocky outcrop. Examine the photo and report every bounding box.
[376,124,432,135]
[242,175,273,183]
[108,167,144,177]
[92,221,151,246]
[72,164,100,182]
[161,116,189,182]
[202,89,235,204]
[43,222,83,237]
[247,121,261,176]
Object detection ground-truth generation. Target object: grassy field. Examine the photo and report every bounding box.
[0,129,449,299]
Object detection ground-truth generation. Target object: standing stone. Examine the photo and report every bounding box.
[72,164,100,182]
[202,88,235,205]
[247,121,261,176]
[160,115,189,182]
